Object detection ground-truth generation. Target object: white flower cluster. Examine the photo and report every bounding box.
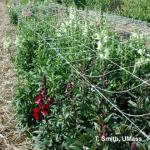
[56,7,77,37]
[57,8,93,38]
[135,57,150,68]
[82,22,88,36]
[131,32,148,40]
[93,29,109,59]
[56,22,67,37]
[137,49,144,55]
[69,7,76,21]
[129,31,150,70]
[15,35,25,48]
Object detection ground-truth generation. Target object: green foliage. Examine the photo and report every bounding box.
[12,3,150,150]
[20,0,29,5]
[8,6,19,25]
[119,0,150,22]
[55,0,150,22]
[15,23,38,72]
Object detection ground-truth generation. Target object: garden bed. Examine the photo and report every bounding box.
[8,1,150,150]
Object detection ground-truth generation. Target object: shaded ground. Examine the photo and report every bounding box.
[0,1,32,150]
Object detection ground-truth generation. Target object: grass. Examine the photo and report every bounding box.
[119,0,150,22]
[54,0,150,22]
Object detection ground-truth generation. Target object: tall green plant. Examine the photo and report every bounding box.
[13,3,150,150]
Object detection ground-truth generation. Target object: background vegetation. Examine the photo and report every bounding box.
[54,0,150,22]
[9,0,150,22]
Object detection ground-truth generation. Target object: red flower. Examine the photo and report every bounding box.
[33,89,53,122]
[35,95,43,104]
[131,138,137,150]
[33,108,41,121]
[42,109,49,116]
[41,104,49,116]
[42,104,49,109]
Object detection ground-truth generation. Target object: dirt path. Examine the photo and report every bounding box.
[0,1,32,150]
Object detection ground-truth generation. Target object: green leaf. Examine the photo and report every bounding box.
[128,100,137,108]
[69,145,81,150]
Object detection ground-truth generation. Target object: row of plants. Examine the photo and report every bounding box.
[54,0,150,23]
[8,0,150,24]
[53,0,121,11]
[9,1,150,150]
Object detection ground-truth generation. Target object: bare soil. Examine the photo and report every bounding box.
[0,1,32,149]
